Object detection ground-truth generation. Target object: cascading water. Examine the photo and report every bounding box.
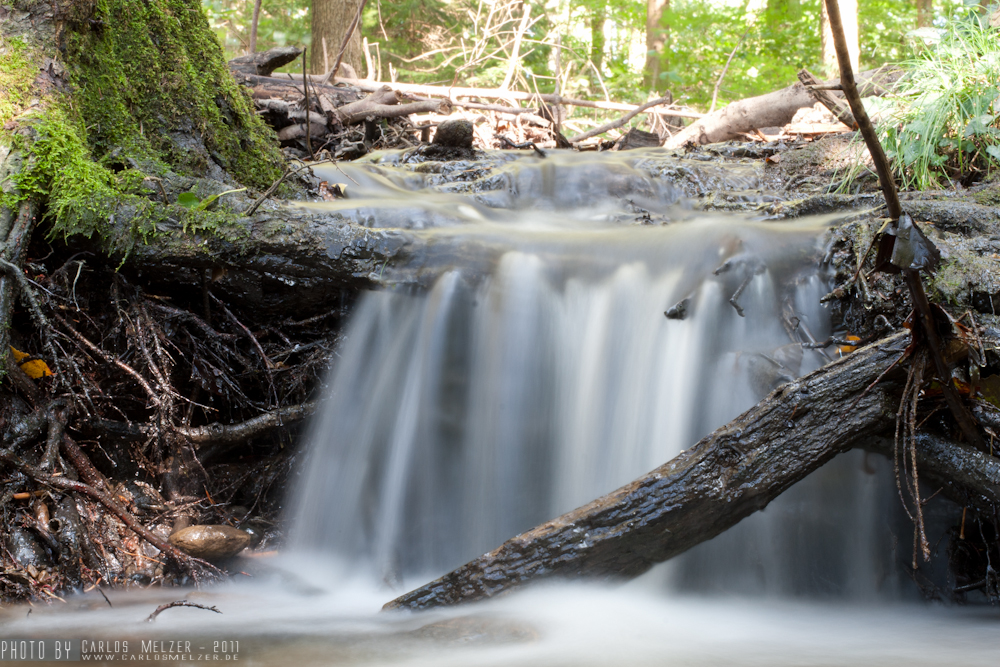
[290,150,907,598]
[9,150,994,666]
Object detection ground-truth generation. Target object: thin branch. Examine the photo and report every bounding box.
[567,96,673,144]
[710,30,749,114]
[146,600,222,623]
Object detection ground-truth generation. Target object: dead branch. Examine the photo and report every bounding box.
[146,599,222,623]
[798,68,856,129]
[88,401,317,446]
[566,96,672,144]
[0,447,219,575]
[229,47,301,77]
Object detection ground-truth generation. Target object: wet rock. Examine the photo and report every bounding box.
[6,527,51,569]
[432,120,474,149]
[168,525,251,560]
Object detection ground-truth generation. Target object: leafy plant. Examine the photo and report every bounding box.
[872,9,1000,189]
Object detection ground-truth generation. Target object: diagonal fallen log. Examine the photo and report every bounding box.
[385,332,911,610]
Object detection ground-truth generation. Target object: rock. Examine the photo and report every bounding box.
[432,119,474,148]
[168,525,251,560]
[6,528,51,570]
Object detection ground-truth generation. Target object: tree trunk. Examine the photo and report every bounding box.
[311,0,365,76]
[645,0,670,89]
[821,0,858,78]
[916,0,933,28]
[590,3,607,72]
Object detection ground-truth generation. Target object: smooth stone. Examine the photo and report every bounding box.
[432,119,474,148]
[168,525,251,560]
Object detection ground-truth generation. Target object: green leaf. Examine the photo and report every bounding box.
[194,188,246,211]
[177,192,201,208]
[964,114,996,137]
[986,145,1000,162]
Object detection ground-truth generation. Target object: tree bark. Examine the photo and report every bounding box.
[645,0,670,90]
[385,332,909,611]
[311,0,365,76]
[821,0,858,78]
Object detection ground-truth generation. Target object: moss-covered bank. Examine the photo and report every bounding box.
[0,0,284,249]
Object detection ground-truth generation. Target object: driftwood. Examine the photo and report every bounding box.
[663,83,818,148]
[385,332,910,610]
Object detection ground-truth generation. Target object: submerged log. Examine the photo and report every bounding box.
[385,332,909,610]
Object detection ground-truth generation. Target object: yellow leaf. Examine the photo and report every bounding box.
[9,346,29,362]
[19,359,53,379]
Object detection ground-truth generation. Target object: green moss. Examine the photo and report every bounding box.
[0,36,35,127]
[1,0,286,247]
[61,0,283,187]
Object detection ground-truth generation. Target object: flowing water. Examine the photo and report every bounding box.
[7,149,997,665]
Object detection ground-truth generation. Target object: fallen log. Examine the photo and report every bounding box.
[663,68,902,149]
[863,434,1000,514]
[385,332,909,611]
[663,83,817,149]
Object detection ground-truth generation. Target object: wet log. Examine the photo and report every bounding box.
[863,434,1000,514]
[385,332,909,611]
[110,205,416,314]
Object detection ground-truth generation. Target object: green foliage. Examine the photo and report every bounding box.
[663,0,822,108]
[871,9,1000,189]
[0,35,35,127]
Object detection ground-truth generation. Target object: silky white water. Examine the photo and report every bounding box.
[8,150,991,665]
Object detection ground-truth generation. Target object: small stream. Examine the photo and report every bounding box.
[7,149,997,665]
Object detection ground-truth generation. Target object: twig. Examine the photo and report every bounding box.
[208,293,271,371]
[320,0,369,86]
[567,96,672,144]
[303,49,314,160]
[244,159,331,216]
[249,0,262,54]
[51,311,161,407]
[146,600,222,623]
[709,30,748,114]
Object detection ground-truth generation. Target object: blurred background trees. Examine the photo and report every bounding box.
[203,0,983,109]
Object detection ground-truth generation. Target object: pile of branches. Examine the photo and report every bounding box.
[228,47,703,157]
[0,239,346,600]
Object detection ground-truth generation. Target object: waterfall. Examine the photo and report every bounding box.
[288,175,908,595]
